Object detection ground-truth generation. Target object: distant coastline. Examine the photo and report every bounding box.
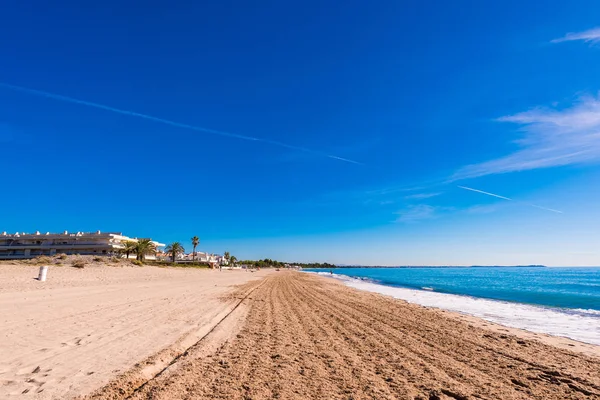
[324,265,547,269]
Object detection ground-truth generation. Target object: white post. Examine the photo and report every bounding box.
[38,266,48,282]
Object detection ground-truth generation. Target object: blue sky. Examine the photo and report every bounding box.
[2,1,600,265]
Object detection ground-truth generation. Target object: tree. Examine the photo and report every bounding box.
[230,255,237,266]
[165,242,185,263]
[122,241,137,259]
[191,236,199,261]
[135,239,157,262]
[224,251,230,264]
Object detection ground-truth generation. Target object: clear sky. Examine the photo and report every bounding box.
[2,1,600,266]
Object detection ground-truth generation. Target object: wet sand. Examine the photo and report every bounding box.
[88,271,600,400]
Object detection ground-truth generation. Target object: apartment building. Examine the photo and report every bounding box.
[0,231,165,260]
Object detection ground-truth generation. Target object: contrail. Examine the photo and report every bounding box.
[527,204,564,214]
[457,186,513,201]
[0,82,362,165]
[458,186,563,214]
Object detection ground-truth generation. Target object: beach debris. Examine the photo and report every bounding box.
[38,266,48,281]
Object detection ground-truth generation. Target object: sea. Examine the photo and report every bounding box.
[304,267,600,345]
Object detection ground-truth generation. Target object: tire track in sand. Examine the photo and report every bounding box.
[95,272,600,400]
[298,277,600,396]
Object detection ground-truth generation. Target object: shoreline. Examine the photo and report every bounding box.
[92,271,599,399]
[2,264,599,399]
[313,273,600,359]
[306,270,600,348]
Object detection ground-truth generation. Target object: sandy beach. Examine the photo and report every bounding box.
[2,264,599,399]
[0,261,270,399]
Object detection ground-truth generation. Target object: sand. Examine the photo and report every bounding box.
[2,265,599,399]
[0,261,270,398]
[88,271,599,400]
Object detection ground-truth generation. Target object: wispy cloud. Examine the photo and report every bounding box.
[463,204,500,215]
[527,204,564,214]
[366,185,429,196]
[551,27,600,45]
[394,205,438,223]
[0,82,362,165]
[404,192,442,200]
[458,186,563,214]
[394,202,505,223]
[453,94,600,180]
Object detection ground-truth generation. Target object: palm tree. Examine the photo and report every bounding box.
[224,251,230,264]
[135,239,157,262]
[191,236,199,261]
[122,241,137,259]
[229,255,237,266]
[165,242,185,263]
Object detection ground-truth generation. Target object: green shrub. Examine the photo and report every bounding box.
[131,260,143,266]
[57,253,68,260]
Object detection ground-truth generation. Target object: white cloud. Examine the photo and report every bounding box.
[394,202,505,223]
[453,94,600,180]
[552,27,600,45]
[394,205,438,223]
[404,192,442,200]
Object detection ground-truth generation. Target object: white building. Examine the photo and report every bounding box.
[158,251,225,266]
[0,231,165,260]
[181,251,223,264]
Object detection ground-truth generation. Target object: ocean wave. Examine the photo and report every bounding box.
[307,271,600,346]
[569,308,600,316]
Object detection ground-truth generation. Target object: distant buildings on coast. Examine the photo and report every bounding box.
[1,230,232,267]
[155,250,226,265]
[0,231,166,260]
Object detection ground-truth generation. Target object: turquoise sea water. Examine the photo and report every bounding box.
[305,267,600,344]
[305,267,600,311]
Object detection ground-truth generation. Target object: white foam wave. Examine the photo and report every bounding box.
[309,272,600,346]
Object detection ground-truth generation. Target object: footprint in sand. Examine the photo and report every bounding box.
[20,377,46,394]
[62,337,85,347]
